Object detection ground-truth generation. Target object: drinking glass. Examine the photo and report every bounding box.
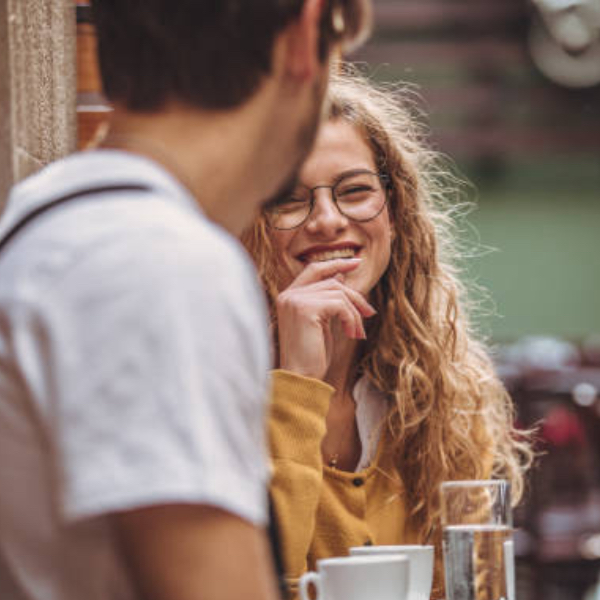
[441,480,515,600]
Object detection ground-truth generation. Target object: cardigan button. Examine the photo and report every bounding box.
[352,477,364,487]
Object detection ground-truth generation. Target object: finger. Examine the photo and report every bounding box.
[335,284,377,318]
[339,295,367,340]
[319,291,366,340]
[299,278,376,318]
[289,258,361,288]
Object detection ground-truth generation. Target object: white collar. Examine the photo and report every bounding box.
[353,375,390,472]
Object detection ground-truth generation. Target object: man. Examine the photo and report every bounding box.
[0,1,371,599]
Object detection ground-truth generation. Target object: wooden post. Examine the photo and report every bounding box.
[0,0,12,204]
[0,0,77,210]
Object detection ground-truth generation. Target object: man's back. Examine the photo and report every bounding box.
[0,1,372,597]
[0,151,271,600]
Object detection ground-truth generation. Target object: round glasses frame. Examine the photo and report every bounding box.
[264,170,391,231]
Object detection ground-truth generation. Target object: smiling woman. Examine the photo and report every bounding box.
[265,120,393,299]
[242,65,533,599]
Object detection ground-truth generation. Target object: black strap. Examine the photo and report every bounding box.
[268,496,290,600]
[0,184,151,254]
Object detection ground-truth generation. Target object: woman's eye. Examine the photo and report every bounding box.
[276,198,308,213]
[338,184,373,198]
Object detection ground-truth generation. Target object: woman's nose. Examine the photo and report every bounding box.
[305,188,348,235]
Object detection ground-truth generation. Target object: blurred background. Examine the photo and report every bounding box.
[350,2,600,599]
[352,0,600,344]
[2,1,600,598]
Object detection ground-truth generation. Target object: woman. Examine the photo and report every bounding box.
[243,67,532,598]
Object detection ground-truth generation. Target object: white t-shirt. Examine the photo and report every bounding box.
[0,151,271,600]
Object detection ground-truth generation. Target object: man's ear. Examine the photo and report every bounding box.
[280,0,326,81]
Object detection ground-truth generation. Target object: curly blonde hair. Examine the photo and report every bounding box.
[243,64,532,590]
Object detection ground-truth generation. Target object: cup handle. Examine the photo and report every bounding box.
[298,571,322,600]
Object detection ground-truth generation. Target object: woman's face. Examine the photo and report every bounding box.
[269,119,394,297]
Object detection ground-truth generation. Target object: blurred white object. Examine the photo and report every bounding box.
[580,533,600,559]
[572,381,598,406]
[502,335,580,371]
[529,0,600,87]
[582,567,600,600]
[533,0,600,52]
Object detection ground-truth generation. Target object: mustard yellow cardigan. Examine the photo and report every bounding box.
[269,369,421,595]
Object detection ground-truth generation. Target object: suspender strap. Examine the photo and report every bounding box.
[0,184,151,254]
[268,496,290,599]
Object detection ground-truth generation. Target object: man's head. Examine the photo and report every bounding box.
[91,0,371,112]
[91,0,372,234]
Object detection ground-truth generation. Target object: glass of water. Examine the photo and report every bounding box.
[441,480,515,600]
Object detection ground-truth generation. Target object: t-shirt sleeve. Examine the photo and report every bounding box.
[14,228,271,526]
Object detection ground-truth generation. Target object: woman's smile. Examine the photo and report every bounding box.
[296,243,362,264]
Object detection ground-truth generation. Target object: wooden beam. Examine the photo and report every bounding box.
[356,39,525,68]
[77,22,102,93]
[372,0,527,33]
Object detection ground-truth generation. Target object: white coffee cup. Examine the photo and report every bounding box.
[298,555,409,600]
[350,545,434,600]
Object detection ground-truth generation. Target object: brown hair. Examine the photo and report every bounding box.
[91,0,371,111]
[243,65,533,596]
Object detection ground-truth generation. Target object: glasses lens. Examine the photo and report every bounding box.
[334,172,386,221]
[265,184,312,230]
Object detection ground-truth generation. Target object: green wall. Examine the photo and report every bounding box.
[465,159,600,342]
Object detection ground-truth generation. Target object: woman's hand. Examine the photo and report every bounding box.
[276,258,376,381]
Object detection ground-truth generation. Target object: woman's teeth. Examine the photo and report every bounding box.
[305,248,357,263]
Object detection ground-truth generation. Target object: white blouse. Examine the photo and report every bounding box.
[353,376,391,471]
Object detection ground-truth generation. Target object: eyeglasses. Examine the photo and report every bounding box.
[264,170,390,231]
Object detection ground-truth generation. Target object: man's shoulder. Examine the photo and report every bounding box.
[129,203,257,288]
[49,200,259,308]
[0,151,258,298]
